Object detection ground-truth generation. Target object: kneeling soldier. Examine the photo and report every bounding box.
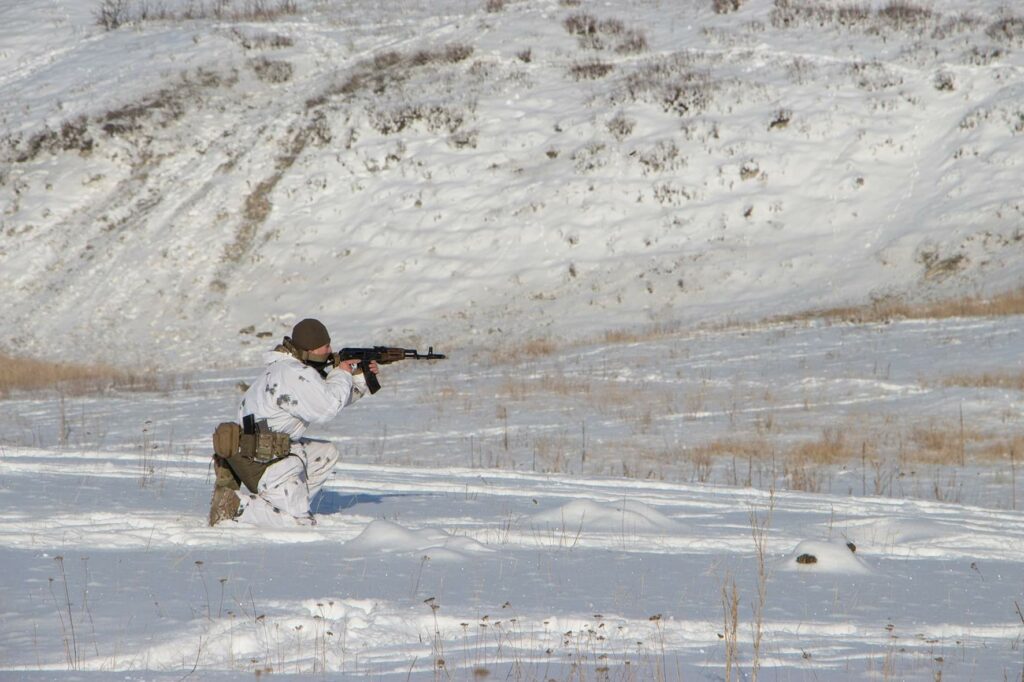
[209,318,377,526]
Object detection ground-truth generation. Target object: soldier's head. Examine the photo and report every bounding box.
[290,318,331,358]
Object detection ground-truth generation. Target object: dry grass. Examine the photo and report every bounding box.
[772,287,1024,325]
[690,437,772,461]
[790,427,854,465]
[0,352,150,397]
[487,338,559,363]
[940,371,1024,391]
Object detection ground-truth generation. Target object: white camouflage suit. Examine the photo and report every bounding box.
[233,350,369,527]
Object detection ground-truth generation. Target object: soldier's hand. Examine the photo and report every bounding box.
[367,361,380,375]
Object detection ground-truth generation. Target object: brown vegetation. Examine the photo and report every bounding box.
[772,287,1024,325]
[569,60,615,80]
[770,0,943,32]
[563,13,648,53]
[96,0,300,30]
[940,371,1024,392]
[0,352,148,397]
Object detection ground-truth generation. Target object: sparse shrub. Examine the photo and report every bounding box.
[615,29,648,54]
[986,16,1024,44]
[441,43,474,63]
[485,0,505,12]
[637,140,682,174]
[713,0,744,14]
[571,141,607,173]
[768,108,791,130]
[835,5,871,26]
[564,12,599,37]
[620,57,713,117]
[850,60,902,90]
[876,0,934,29]
[964,45,1004,65]
[328,44,474,100]
[250,57,293,83]
[369,104,467,135]
[558,0,581,6]
[606,111,635,141]
[563,12,647,52]
[739,160,760,180]
[652,183,692,204]
[96,0,300,27]
[8,116,94,163]
[231,28,294,49]
[569,60,614,80]
[516,48,532,63]
[931,13,981,39]
[917,248,968,281]
[95,0,131,29]
[786,56,815,84]
[934,71,955,91]
[229,0,299,21]
[449,129,478,149]
[770,0,937,32]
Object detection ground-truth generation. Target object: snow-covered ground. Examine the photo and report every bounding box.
[3,0,1024,679]
[2,314,1024,679]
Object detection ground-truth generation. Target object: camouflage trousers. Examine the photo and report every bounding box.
[233,439,340,527]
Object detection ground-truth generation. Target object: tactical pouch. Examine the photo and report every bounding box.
[212,420,292,493]
[212,422,241,460]
[238,431,292,464]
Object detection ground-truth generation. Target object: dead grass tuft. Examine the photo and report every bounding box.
[713,0,745,14]
[569,60,614,80]
[249,57,294,84]
[790,427,852,465]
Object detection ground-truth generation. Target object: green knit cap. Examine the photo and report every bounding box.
[291,318,330,351]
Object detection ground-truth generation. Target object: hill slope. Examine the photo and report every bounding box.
[2,0,1023,367]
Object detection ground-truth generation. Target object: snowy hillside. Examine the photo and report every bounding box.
[2,0,1023,368]
[3,3,1024,679]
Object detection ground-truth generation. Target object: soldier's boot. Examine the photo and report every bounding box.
[209,455,242,526]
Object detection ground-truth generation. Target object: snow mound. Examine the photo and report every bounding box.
[343,519,491,562]
[777,540,873,575]
[841,518,955,546]
[530,499,680,534]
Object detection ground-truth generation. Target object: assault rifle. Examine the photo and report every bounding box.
[329,346,446,394]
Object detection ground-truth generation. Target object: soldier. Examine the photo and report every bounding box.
[209,318,378,526]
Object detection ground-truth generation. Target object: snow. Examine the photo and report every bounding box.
[2,0,1024,367]
[3,0,1024,679]
[3,317,1024,679]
